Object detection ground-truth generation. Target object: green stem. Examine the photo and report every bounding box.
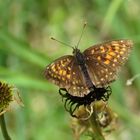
[89,105,105,140]
[0,114,11,140]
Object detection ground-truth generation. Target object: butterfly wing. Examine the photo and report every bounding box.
[83,39,133,87]
[68,59,90,97]
[45,55,89,97]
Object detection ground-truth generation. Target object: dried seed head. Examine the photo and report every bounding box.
[0,81,23,115]
[0,82,13,111]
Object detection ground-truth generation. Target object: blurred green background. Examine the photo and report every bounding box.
[0,0,140,140]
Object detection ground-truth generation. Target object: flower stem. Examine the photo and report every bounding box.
[0,114,11,140]
[89,104,105,140]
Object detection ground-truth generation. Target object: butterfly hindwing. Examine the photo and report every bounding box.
[84,39,133,87]
[68,60,89,97]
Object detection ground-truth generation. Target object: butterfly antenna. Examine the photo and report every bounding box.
[50,37,74,49]
[76,21,87,48]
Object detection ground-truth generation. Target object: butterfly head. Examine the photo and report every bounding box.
[72,47,81,55]
[72,47,86,65]
[72,47,84,60]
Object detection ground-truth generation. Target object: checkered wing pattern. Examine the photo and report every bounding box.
[84,39,133,87]
[45,55,89,97]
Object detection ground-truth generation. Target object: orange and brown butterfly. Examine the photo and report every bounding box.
[45,39,133,97]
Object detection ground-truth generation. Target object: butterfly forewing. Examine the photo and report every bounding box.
[45,55,73,88]
[84,39,133,87]
[45,55,89,97]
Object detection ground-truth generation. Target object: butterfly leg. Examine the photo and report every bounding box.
[59,88,68,97]
[59,88,80,116]
[101,86,112,102]
[69,103,80,118]
[64,98,72,112]
[106,86,112,96]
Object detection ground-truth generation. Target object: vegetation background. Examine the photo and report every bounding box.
[0,0,140,140]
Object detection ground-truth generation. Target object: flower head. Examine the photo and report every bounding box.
[0,81,23,115]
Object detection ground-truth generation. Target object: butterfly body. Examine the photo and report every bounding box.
[74,48,95,90]
[73,48,85,65]
[45,39,133,97]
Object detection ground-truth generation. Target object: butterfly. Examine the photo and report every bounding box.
[45,39,133,97]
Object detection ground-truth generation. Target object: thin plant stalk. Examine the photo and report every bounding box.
[0,114,11,140]
[88,104,105,140]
